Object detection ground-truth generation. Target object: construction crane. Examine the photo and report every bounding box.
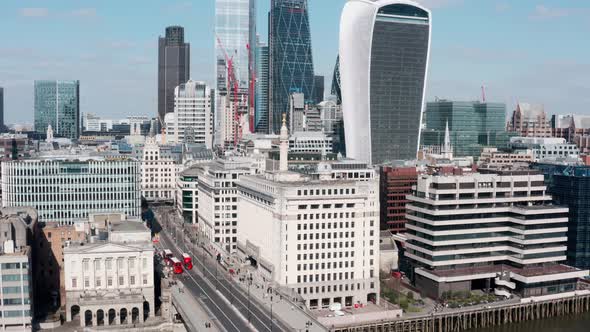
[246,42,256,133]
[216,36,241,147]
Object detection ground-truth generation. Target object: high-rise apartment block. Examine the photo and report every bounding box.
[269,0,315,133]
[508,103,552,138]
[422,100,514,158]
[379,166,417,233]
[1,157,141,224]
[255,43,269,133]
[0,207,36,331]
[405,168,588,299]
[158,26,190,121]
[34,80,80,139]
[237,159,381,309]
[172,80,214,148]
[340,0,431,165]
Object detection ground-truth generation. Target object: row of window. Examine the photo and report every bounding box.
[297,281,374,295]
[297,188,356,196]
[72,274,149,288]
[297,251,356,261]
[79,257,148,271]
[297,221,357,230]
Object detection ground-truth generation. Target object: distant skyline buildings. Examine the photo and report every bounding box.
[0,87,4,132]
[158,26,190,122]
[34,80,80,139]
[340,0,431,165]
[269,0,315,134]
[255,43,269,133]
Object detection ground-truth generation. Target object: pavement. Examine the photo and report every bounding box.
[171,281,221,332]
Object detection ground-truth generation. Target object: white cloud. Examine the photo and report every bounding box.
[530,5,570,20]
[20,8,49,17]
[69,8,97,18]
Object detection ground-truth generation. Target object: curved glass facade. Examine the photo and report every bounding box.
[369,4,430,164]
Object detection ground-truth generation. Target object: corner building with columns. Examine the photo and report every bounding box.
[64,222,154,327]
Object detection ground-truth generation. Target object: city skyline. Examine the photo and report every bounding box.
[0,0,588,125]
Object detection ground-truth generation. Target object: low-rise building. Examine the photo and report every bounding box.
[510,137,580,162]
[478,147,534,166]
[64,221,155,327]
[405,168,589,299]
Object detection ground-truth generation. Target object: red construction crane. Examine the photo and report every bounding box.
[216,36,241,147]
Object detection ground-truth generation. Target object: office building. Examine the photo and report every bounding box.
[0,134,31,161]
[422,100,514,158]
[141,136,176,202]
[215,0,256,137]
[172,80,214,148]
[533,163,590,270]
[64,221,155,327]
[313,75,324,105]
[289,131,333,155]
[236,119,380,309]
[331,56,341,105]
[237,160,381,309]
[0,87,4,132]
[340,1,431,165]
[34,80,80,139]
[478,147,534,166]
[177,167,200,225]
[196,159,253,254]
[158,26,190,121]
[379,166,417,233]
[509,137,580,162]
[0,207,36,331]
[269,0,315,133]
[255,43,269,133]
[405,168,588,299]
[2,156,141,224]
[508,103,552,138]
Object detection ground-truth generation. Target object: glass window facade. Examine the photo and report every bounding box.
[255,44,269,133]
[34,80,80,139]
[269,0,315,134]
[158,26,190,120]
[422,101,515,158]
[369,7,429,164]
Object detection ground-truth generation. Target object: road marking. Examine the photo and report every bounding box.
[157,237,243,332]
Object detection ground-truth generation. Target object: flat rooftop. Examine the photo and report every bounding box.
[425,264,582,278]
[110,221,148,233]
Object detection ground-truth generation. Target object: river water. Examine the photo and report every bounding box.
[465,312,590,332]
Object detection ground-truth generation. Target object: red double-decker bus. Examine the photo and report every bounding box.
[171,257,183,274]
[162,249,173,265]
[182,253,193,270]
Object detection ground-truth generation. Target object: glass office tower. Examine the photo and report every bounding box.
[34,80,80,139]
[340,1,431,165]
[269,0,315,133]
[255,43,269,133]
[421,100,514,158]
[158,26,190,121]
[0,87,4,132]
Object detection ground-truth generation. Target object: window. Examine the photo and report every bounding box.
[71,278,77,288]
[107,277,113,287]
[119,276,124,286]
[96,278,101,287]
[117,258,124,270]
[94,259,101,270]
[84,277,90,288]
[2,274,21,282]
[83,259,89,271]
[130,275,136,285]
[106,259,113,270]
[143,274,148,285]
[129,258,136,269]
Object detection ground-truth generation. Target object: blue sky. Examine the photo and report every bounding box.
[0,0,588,124]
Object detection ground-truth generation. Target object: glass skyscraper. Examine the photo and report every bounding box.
[34,80,80,139]
[340,1,431,165]
[0,87,4,132]
[255,43,269,133]
[158,26,190,122]
[269,0,315,134]
[421,100,514,158]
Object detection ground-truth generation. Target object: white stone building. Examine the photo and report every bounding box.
[64,221,155,327]
[510,137,580,162]
[236,118,380,309]
[289,131,333,155]
[196,158,255,253]
[141,136,176,202]
[1,157,141,225]
[172,80,214,148]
